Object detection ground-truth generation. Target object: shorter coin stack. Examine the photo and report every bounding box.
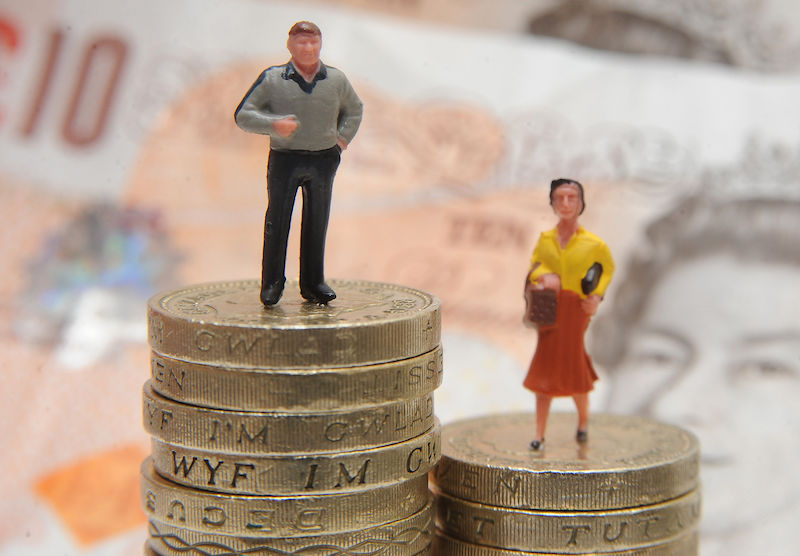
[140,280,443,555]
[431,413,701,555]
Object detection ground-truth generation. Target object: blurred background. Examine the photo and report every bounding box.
[1,0,799,554]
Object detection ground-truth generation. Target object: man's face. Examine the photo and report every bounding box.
[287,32,321,69]
[551,184,583,221]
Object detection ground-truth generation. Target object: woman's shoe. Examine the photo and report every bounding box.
[576,430,588,443]
[530,439,544,450]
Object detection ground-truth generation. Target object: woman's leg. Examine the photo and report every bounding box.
[534,393,553,444]
[573,392,589,440]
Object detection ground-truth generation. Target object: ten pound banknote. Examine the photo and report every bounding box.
[2,1,800,555]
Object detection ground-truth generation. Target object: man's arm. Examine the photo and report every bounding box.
[234,69,295,136]
[336,76,363,148]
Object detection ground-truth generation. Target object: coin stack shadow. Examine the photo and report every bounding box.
[431,413,701,555]
[139,280,443,555]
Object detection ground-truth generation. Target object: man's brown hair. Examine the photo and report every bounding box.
[289,21,321,37]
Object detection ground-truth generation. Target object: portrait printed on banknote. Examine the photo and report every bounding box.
[592,193,800,555]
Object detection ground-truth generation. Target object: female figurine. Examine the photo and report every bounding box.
[523,178,614,449]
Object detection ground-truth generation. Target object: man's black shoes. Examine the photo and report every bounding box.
[260,279,336,305]
[300,281,336,304]
[260,280,285,306]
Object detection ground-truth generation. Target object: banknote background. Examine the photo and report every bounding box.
[1,0,799,554]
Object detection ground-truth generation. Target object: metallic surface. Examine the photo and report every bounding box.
[147,280,441,368]
[433,529,699,555]
[150,422,440,495]
[434,488,700,553]
[432,413,699,510]
[146,495,434,555]
[140,459,431,537]
[149,346,443,411]
[143,381,435,454]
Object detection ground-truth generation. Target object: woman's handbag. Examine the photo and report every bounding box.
[523,286,558,327]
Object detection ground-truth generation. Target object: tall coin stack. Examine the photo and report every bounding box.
[431,413,701,555]
[140,280,443,555]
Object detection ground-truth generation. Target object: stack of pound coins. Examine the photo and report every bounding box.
[140,279,443,555]
[431,413,701,555]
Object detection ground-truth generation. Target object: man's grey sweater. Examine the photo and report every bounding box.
[235,61,363,152]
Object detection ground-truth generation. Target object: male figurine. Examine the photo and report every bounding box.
[235,21,363,305]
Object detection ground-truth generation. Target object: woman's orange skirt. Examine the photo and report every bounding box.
[523,290,598,395]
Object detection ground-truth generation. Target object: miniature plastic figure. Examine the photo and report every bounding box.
[235,21,363,305]
[523,178,614,449]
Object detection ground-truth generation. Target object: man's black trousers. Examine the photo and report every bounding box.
[261,146,341,290]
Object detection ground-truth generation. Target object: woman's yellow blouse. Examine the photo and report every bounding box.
[528,227,615,298]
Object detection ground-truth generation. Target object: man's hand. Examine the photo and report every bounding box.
[581,294,601,316]
[273,116,299,138]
